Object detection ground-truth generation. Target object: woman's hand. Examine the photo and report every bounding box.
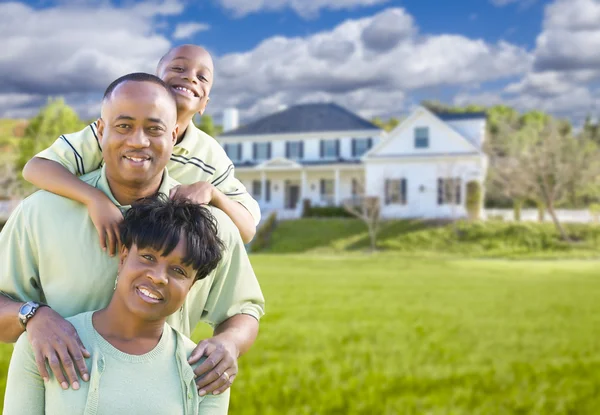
[86,193,123,256]
[188,336,239,396]
[26,306,91,390]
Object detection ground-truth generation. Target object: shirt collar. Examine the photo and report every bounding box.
[96,165,172,210]
[173,121,198,155]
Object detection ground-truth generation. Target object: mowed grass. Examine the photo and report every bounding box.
[2,255,600,414]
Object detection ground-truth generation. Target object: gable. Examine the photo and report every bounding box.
[364,107,481,159]
[257,157,302,169]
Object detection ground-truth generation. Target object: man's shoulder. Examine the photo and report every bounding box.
[203,205,239,243]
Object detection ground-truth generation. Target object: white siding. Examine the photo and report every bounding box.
[446,119,486,148]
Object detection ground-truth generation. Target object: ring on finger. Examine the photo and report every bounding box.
[223,371,230,382]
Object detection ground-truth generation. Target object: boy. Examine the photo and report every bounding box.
[23,44,258,253]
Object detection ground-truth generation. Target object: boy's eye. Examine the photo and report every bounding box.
[172,66,183,72]
[197,75,208,82]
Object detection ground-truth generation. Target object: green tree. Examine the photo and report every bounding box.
[17,98,84,172]
[371,117,400,132]
[195,114,223,137]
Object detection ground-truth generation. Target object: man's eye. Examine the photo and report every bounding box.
[116,124,130,129]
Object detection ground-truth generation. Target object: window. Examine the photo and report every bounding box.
[352,138,372,157]
[414,127,429,148]
[224,143,242,161]
[253,143,271,160]
[320,179,335,204]
[252,180,262,199]
[385,179,407,205]
[320,140,339,158]
[286,141,303,159]
[437,178,462,205]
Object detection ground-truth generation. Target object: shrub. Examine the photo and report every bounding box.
[513,199,522,222]
[303,206,353,218]
[590,203,600,224]
[466,181,482,221]
[250,212,277,252]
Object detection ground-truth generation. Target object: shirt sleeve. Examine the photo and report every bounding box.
[0,200,43,304]
[35,123,103,176]
[198,389,230,415]
[199,209,265,328]
[3,333,45,415]
[209,149,261,226]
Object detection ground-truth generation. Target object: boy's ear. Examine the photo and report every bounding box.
[96,118,105,145]
[197,96,210,116]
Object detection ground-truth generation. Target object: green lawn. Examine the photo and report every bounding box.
[2,254,600,414]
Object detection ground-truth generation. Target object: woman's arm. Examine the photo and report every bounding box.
[3,333,45,415]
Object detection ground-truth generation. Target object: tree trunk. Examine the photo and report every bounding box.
[546,202,570,241]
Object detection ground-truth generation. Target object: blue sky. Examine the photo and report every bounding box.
[1,0,598,125]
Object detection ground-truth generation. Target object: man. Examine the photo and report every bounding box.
[0,73,264,398]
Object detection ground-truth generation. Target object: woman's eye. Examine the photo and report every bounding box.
[142,254,155,261]
[173,267,186,276]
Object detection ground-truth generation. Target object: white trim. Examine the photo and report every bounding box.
[255,157,303,170]
[363,106,482,160]
[236,163,365,173]
[219,129,382,143]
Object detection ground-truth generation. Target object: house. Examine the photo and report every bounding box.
[217,103,487,220]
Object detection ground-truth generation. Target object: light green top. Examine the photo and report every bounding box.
[0,166,265,334]
[35,121,261,225]
[3,312,229,415]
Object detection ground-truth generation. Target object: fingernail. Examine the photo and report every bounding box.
[73,381,80,390]
[43,377,49,383]
[213,391,221,395]
[199,390,206,397]
[83,374,90,382]
[61,382,68,390]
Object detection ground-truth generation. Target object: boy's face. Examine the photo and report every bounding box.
[156,45,214,119]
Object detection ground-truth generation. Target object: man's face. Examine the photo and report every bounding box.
[156,45,214,118]
[98,81,178,187]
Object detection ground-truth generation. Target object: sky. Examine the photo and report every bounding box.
[0,0,598,126]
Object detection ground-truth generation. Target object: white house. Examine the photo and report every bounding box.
[217,104,487,220]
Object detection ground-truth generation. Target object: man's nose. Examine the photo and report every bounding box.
[127,129,150,148]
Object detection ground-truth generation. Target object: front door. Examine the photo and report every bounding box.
[286,184,300,209]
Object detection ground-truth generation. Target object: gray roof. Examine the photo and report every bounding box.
[434,111,487,121]
[220,103,381,137]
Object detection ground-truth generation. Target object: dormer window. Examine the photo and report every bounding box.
[415,127,429,148]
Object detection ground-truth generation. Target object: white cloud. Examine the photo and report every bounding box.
[216,0,390,19]
[208,7,531,122]
[172,22,210,39]
[0,0,183,117]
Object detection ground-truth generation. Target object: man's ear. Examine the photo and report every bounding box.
[172,124,179,144]
[96,118,105,146]
[197,96,210,116]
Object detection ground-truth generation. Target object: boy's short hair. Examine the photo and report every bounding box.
[120,194,224,282]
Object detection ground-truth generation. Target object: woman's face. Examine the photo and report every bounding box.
[116,238,197,321]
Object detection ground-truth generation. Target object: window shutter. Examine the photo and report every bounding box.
[253,143,257,159]
[335,139,340,158]
[300,141,304,159]
[268,143,272,159]
[320,140,324,158]
[224,144,229,157]
[401,178,407,205]
[320,179,325,196]
[285,142,290,158]
[266,180,271,202]
[384,179,390,205]
[437,178,443,205]
[352,139,356,157]
[456,178,462,204]
[367,138,373,150]
[238,143,242,160]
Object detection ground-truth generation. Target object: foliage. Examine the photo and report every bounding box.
[465,181,482,220]
[255,218,600,258]
[589,203,600,223]
[17,98,84,172]
[513,199,522,222]
[303,205,353,218]
[195,115,223,137]
[249,212,277,252]
[370,116,400,132]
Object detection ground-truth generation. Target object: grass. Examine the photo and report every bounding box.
[2,255,598,414]
[261,218,600,259]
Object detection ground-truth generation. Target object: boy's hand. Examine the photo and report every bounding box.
[169,182,215,205]
[86,193,123,256]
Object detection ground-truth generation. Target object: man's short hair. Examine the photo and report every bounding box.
[120,195,224,282]
[103,72,176,105]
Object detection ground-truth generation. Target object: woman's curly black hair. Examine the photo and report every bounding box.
[120,194,224,282]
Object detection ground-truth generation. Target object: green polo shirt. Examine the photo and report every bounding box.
[0,167,265,335]
[35,121,261,225]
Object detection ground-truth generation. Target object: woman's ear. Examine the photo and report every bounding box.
[118,245,129,270]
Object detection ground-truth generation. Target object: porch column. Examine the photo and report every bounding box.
[334,168,340,206]
[301,170,307,201]
[260,170,266,205]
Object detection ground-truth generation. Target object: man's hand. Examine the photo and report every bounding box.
[86,193,123,256]
[188,337,239,396]
[169,182,215,205]
[26,307,90,390]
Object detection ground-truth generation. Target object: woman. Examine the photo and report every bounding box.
[3,196,228,414]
